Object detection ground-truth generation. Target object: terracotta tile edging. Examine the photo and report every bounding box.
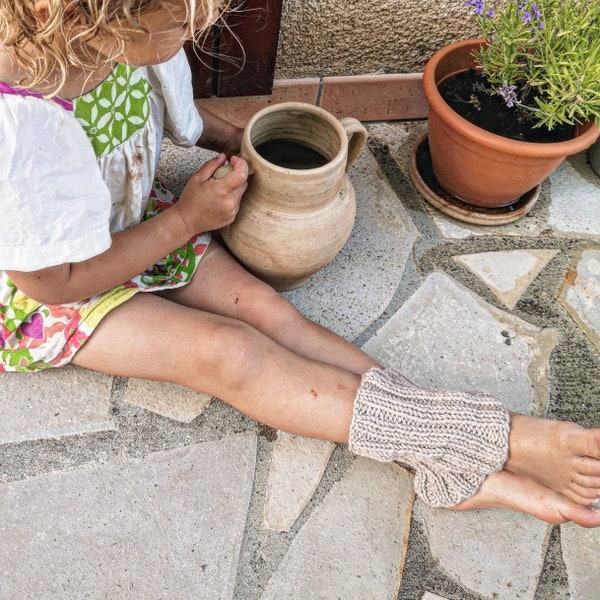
[195,73,427,127]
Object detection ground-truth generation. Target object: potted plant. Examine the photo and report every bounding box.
[417,0,600,215]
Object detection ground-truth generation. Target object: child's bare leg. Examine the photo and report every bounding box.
[73,293,358,442]
[156,240,379,375]
[72,294,600,525]
[505,414,600,505]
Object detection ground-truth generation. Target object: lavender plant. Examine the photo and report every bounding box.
[466,0,600,130]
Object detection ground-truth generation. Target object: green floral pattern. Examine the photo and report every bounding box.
[74,64,151,157]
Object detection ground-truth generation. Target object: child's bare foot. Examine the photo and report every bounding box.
[504,414,600,505]
[452,470,600,528]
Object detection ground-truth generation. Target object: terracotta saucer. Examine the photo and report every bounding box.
[409,135,540,225]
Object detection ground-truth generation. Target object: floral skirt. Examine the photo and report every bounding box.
[0,181,211,372]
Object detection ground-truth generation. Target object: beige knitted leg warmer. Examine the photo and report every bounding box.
[348,367,510,507]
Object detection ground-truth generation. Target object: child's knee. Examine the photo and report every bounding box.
[196,319,266,382]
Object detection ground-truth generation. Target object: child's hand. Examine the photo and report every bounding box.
[175,153,248,235]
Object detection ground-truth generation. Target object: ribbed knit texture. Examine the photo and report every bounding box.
[349,367,510,507]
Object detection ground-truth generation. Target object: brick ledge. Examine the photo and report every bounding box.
[196,73,428,127]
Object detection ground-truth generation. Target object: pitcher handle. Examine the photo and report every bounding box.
[339,117,368,171]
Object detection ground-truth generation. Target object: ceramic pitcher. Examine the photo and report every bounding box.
[220,101,368,291]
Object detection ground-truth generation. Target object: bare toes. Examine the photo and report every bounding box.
[574,456,600,477]
[568,428,600,459]
[572,472,600,488]
[568,482,600,503]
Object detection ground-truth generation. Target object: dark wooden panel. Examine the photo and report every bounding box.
[184,28,215,98]
[216,0,283,97]
[187,0,283,98]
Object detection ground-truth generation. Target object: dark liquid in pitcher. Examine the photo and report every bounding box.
[254,139,329,169]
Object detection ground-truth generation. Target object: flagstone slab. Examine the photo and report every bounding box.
[454,249,559,309]
[260,459,414,600]
[561,521,600,600]
[558,244,600,351]
[361,272,557,416]
[284,149,419,339]
[548,155,600,238]
[415,502,550,600]
[427,204,549,240]
[0,435,257,600]
[361,271,556,599]
[263,432,336,531]
[422,593,450,600]
[0,366,115,444]
[124,377,212,423]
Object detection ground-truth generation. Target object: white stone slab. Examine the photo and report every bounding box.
[429,205,548,239]
[561,521,600,600]
[124,377,212,423]
[0,435,257,599]
[284,149,419,340]
[263,432,336,531]
[260,459,414,600]
[415,501,550,600]
[362,272,557,416]
[454,249,559,309]
[558,244,600,351]
[0,365,115,443]
[548,154,600,237]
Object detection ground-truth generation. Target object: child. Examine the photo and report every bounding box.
[1,0,600,526]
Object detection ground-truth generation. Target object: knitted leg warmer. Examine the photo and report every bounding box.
[349,367,510,507]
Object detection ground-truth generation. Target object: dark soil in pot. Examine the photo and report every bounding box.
[439,69,575,143]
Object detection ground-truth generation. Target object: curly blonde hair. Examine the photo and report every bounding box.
[0,0,229,95]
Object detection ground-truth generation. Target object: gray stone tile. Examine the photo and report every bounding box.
[284,148,419,339]
[422,593,450,600]
[0,435,257,600]
[454,249,559,309]
[260,459,414,600]
[0,366,115,444]
[561,521,600,600]
[558,244,600,351]
[362,272,557,416]
[263,432,335,531]
[548,154,600,238]
[124,377,212,423]
[415,502,550,600]
[362,272,556,599]
[427,203,549,240]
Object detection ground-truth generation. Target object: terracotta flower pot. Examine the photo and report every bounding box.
[422,38,600,208]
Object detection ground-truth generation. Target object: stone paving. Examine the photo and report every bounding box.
[1,120,599,599]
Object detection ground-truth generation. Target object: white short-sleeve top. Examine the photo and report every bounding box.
[0,49,203,272]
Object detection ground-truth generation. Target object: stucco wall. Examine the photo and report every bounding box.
[274,0,481,78]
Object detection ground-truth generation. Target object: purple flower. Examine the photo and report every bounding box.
[466,0,496,18]
[466,0,486,16]
[517,0,545,30]
[498,82,519,107]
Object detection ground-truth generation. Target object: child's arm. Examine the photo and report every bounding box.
[194,102,244,159]
[6,154,248,305]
